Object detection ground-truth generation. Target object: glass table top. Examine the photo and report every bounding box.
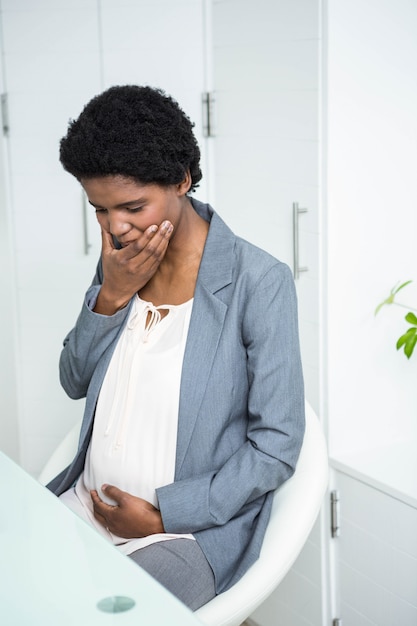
[0,451,203,625]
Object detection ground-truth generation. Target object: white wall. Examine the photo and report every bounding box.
[326,0,417,458]
[0,50,19,460]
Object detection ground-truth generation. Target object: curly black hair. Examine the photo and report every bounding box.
[59,85,202,192]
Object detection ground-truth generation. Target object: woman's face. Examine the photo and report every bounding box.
[81,175,188,245]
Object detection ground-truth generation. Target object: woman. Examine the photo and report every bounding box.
[48,85,305,610]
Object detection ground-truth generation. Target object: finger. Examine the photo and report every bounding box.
[124,221,174,263]
[147,220,174,245]
[100,227,116,253]
[90,489,103,505]
[90,489,115,516]
[146,221,174,254]
[117,224,159,260]
[142,222,171,241]
[132,225,173,271]
[93,510,108,527]
[101,484,127,504]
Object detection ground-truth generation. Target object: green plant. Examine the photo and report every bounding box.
[375,281,417,359]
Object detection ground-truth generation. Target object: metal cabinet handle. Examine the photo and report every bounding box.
[293,202,308,280]
[82,191,92,255]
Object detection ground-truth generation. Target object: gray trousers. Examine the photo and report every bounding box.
[129,538,216,610]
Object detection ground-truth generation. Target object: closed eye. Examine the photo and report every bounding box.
[94,206,143,214]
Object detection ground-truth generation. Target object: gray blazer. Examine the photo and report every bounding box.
[48,199,305,594]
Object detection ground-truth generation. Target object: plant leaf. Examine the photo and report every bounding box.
[404,332,417,359]
[397,333,409,350]
[392,280,413,295]
[397,327,417,358]
[405,311,417,325]
[396,327,416,349]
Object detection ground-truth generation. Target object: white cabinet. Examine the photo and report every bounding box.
[211,0,322,413]
[211,3,325,626]
[0,0,208,475]
[330,468,417,625]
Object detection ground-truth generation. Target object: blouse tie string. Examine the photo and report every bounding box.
[104,301,171,445]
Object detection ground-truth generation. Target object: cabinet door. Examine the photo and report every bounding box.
[331,469,417,626]
[211,2,323,625]
[99,0,210,202]
[0,0,208,475]
[211,0,321,412]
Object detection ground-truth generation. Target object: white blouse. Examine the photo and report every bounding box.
[60,295,194,554]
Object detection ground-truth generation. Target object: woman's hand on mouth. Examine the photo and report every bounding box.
[93,221,173,315]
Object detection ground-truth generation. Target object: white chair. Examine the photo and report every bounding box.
[38,420,82,486]
[39,401,328,626]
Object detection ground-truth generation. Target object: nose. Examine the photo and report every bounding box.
[107,211,132,239]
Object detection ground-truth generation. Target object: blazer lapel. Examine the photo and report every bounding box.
[175,205,235,476]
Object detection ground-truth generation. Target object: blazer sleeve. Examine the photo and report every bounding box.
[156,262,305,534]
[59,262,131,400]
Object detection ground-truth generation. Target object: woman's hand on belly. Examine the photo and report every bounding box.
[90,484,165,538]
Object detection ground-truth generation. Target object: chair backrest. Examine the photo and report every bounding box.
[39,401,328,626]
[38,420,81,486]
[195,400,328,626]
